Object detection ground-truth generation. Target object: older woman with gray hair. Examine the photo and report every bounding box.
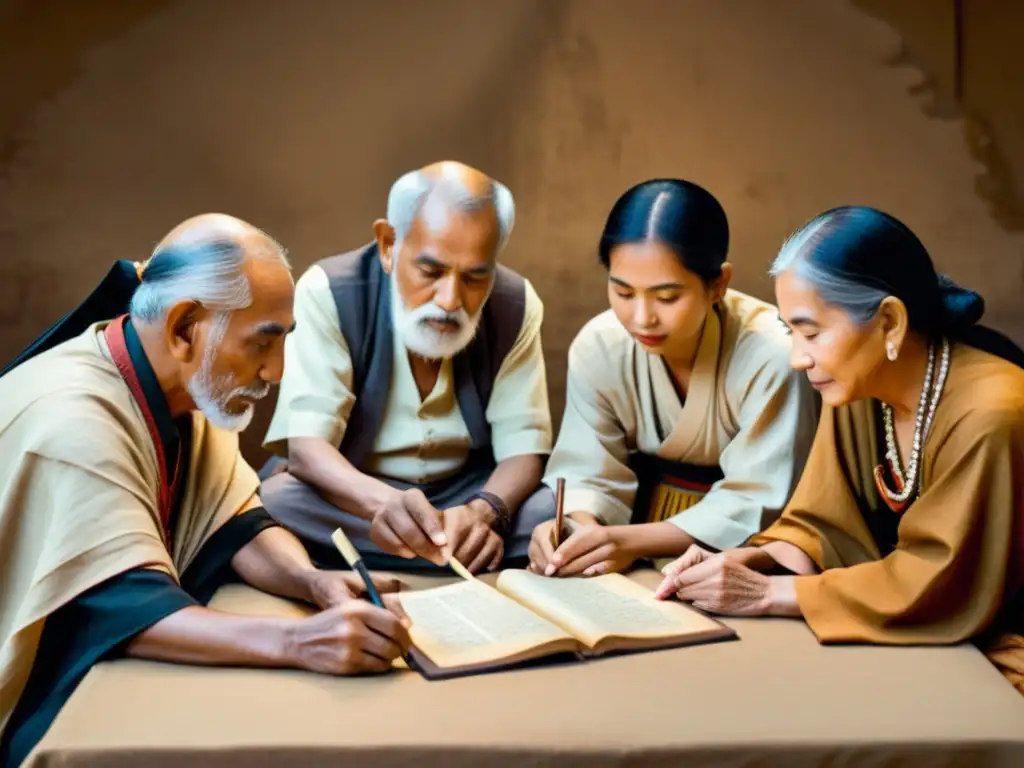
[261,161,556,575]
[656,205,1024,696]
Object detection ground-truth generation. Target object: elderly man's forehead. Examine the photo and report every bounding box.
[419,192,498,235]
[230,262,295,332]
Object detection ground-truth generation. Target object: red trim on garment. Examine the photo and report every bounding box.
[103,315,181,547]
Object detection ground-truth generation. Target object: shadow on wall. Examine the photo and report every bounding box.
[0,0,173,162]
[853,0,1024,232]
[0,0,1022,469]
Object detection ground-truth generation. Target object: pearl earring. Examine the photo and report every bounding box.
[886,342,897,361]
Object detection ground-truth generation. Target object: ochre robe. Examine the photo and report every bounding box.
[751,343,1024,694]
[0,321,260,741]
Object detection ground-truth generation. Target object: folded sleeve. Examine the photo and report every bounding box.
[542,330,636,526]
[666,343,819,549]
[792,411,1023,646]
[262,265,356,454]
[0,569,196,768]
[486,280,554,462]
[747,402,879,567]
[179,506,280,605]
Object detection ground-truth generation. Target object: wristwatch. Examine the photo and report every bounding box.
[466,491,511,537]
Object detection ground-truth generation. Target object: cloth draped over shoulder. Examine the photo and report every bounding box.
[750,344,1024,694]
[0,322,259,739]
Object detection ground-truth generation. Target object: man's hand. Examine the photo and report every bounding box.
[441,502,503,574]
[304,570,406,616]
[370,488,448,565]
[284,601,412,675]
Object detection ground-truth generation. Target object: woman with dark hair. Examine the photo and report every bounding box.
[656,205,1024,695]
[528,179,819,576]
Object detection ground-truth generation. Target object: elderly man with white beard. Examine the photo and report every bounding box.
[0,214,413,768]
[260,161,556,574]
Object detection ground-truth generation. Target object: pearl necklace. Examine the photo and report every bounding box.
[873,338,950,511]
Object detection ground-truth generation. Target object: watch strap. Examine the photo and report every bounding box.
[466,490,511,536]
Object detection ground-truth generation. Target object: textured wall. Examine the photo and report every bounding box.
[1,0,1021,466]
[854,0,1024,229]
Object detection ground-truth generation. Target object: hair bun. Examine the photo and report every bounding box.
[936,274,984,333]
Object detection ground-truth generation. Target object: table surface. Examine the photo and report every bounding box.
[27,570,1024,768]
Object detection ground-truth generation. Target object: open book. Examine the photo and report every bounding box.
[397,569,736,679]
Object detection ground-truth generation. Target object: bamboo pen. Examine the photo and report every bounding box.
[330,528,388,609]
[553,477,566,548]
[330,527,419,671]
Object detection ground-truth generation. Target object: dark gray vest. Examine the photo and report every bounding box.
[319,243,527,470]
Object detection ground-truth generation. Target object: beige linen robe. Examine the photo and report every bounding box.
[0,322,259,738]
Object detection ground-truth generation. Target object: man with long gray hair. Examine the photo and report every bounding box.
[261,161,556,573]
[0,214,411,768]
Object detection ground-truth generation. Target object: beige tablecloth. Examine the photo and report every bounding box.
[26,571,1024,768]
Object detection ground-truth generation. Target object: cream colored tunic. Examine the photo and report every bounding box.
[543,291,819,550]
[0,323,259,739]
[263,264,553,483]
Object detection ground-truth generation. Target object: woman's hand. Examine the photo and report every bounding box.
[527,511,595,575]
[541,523,638,577]
[665,556,772,615]
[655,546,800,617]
[656,544,717,590]
[527,519,559,574]
[656,544,778,597]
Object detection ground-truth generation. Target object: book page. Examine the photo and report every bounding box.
[496,570,724,648]
[399,578,574,668]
